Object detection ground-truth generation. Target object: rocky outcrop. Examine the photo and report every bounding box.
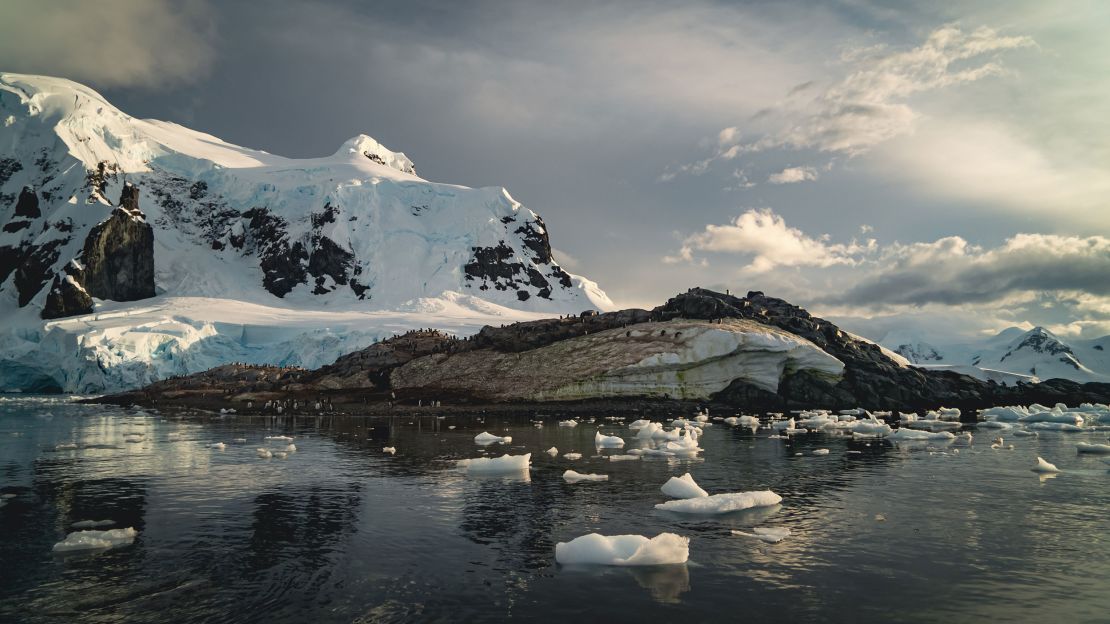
[13,186,39,218]
[80,183,155,301]
[42,260,93,319]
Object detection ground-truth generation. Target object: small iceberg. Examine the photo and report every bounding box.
[594,431,625,448]
[474,431,512,445]
[1031,457,1061,473]
[563,470,609,483]
[558,419,578,427]
[53,527,137,552]
[628,419,652,430]
[285,444,297,453]
[1076,442,1110,455]
[887,429,956,442]
[555,533,689,566]
[70,519,114,529]
[457,453,531,475]
[232,438,247,443]
[546,447,559,457]
[265,435,294,441]
[383,447,396,454]
[123,434,144,443]
[628,448,675,458]
[811,449,830,456]
[208,442,226,450]
[607,454,640,462]
[256,448,273,459]
[54,442,78,450]
[655,490,782,514]
[563,452,582,460]
[731,527,791,543]
[660,473,708,499]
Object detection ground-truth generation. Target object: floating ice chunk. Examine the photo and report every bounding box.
[555,533,689,566]
[265,435,294,441]
[458,453,531,475]
[1031,457,1061,473]
[256,448,272,458]
[887,429,956,441]
[474,431,512,445]
[977,420,1012,429]
[70,519,114,529]
[628,448,674,457]
[232,438,247,443]
[563,452,582,460]
[694,414,709,423]
[208,442,226,450]
[655,490,782,514]
[383,447,396,454]
[558,419,578,427]
[594,431,625,448]
[1076,442,1110,455]
[908,420,961,432]
[563,470,609,483]
[731,527,791,543]
[811,449,830,456]
[449,425,457,429]
[274,451,288,459]
[123,434,144,443]
[1028,422,1083,432]
[771,418,795,431]
[628,419,652,430]
[53,527,137,552]
[848,420,892,437]
[660,473,708,499]
[1013,430,1038,437]
[54,442,77,450]
[546,446,559,457]
[723,417,739,426]
[285,444,297,453]
[607,454,640,462]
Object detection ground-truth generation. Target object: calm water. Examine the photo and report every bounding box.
[1,396,1108,623]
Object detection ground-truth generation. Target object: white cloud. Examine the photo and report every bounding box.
[0,0,215,88]
[767,166,818,184]
[664,208,874,271]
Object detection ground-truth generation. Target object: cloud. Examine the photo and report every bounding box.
[667,24,1034,180]
[768,166,818,184]
[0,0,215,88]
[663,208,874,271]
[825,233,1110,307]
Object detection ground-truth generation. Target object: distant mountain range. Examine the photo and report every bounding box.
[881,326,1110,385]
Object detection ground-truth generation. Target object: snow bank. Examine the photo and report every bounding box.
[458,453,531,475]
[555,533,689,566]
[53,527,137,552]
[655,490,782,514]
[563,470,608,483]
[660,473,708,499]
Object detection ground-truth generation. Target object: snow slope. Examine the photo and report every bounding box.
[0,73,611,392]
[881,326,1110,385]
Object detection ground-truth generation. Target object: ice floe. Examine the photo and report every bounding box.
[256,448,272,459]
[53,527,137,552]
[383,447,396,454]
[731,527,791,543]
[1076,442,1110,455]
[558,419,579,427]
[563,470,609,483]
[474,431,512,445]
[285,444,297,453]
[887,429,956,442]
[594,431,625,448]
[811,449,830,456]
[1031,457,1061,473]
[457,453,531,475]
[546,446,559,457]
[661,473,708,499]
[563,452,582,460]
[655,490,782,514]
[607,454,640,462]
[265,435,294,441]
[555,533,689,566]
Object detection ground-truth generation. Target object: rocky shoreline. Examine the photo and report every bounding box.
[88,288,1110,415]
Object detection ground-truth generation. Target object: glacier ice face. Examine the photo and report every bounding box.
[0,73,611,392]
[554,533,689,566]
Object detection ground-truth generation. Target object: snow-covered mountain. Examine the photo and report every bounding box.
[0,73,611,392]
[881,326,1110,385]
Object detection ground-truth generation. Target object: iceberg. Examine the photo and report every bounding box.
[655,490,782,514]
[558,419,579,427]
[628,419,652,430]
[256,448,272,459]
[660,473,708,499]
[594,431,625,448]
[731,527,791,543]
[563,470,609,483]
[474,431,512,445]
[546,446,559,456]
[607,454,640,462]
[208,442,226,450]
[811,449,830,456]
[457,453,531,475]
[53,527,137,552]
[563,452,582,460]
[887,429,956,442]
[382,446,396,454]
[555,533,689,566]
[1031,457,1061,473]
[1076,442,1110,455]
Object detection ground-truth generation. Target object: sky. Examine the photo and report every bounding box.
[2,0,1108,344]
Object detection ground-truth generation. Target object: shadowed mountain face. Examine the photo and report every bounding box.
[94,288,1110,413]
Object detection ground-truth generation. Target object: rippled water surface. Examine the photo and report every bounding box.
[1,396,1108,623]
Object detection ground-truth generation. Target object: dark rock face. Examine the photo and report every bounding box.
[308,236,355,295]
[42,261,94,319]
[14,238,66,306]
[463,240,566,300]
[241,207,308,297]
[13,186,39,218]
[81,184,156,301]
